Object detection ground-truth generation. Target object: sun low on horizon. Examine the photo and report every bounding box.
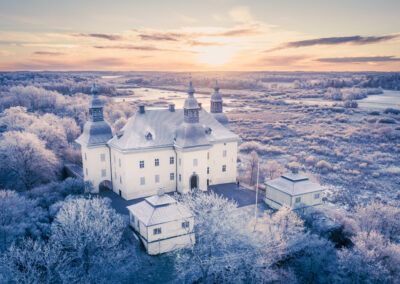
[0,0,399,72]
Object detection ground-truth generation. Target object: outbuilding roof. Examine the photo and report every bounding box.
[127,194,193,226]
[108,108,240,151]
[265,172,323,196]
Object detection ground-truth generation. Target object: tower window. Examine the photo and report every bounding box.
[155,175,160,183]
[193,159,198,167]
[170,173,174,180]
[101,169,106,177]
[155,159,159,167]
[146,132,152,140]
[100,153,105,162]
[140,177,145,185]
[207,167,210,174]
[153,228,161,235]
[179,174,181,182]
[120,176,122,184]
[222,165,226,172]
[139,161,144,168]
[170,157,174,164]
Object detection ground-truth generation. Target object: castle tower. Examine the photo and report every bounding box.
[210,80,229,125]
[75,83,113,193]
[174,81,211,194]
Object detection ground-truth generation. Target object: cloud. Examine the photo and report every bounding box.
[316,56,400,63]
[138,33,180,41]
[34,51,65,56]
[186,40,223,47]
[268,34,400,51]
[260,55,309,66]
[229,6,253,24]
[92,45,170,51]
[71,33,123,41]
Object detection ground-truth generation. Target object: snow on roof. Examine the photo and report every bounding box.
[265,172,323,196]
[108,108,239,151]
[127,194,193,226]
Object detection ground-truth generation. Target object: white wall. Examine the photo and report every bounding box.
[208,141,237,186]
[111,148,177,200]
[81,144,111,193]
[264,186,323,209]
[177,148,208,193]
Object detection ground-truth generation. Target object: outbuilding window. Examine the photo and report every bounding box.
[119,158,121,167]
[207,167,210,174]
[179,174,181,182]
[153,228,161,235]
[182,221,190,229]
[223,150,227,157]
[314,193,320,199]
[295,197,301,203]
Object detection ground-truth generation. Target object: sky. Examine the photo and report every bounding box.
[0,0,399,71]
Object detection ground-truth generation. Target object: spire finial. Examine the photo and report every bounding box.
[188,81,195,96]
[214,80,220,92]
[91,82,98,96]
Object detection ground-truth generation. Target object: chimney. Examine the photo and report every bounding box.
[198,103,202,109]
[169,104,175,112]
[291,166,299,174]
[139,105,145,114]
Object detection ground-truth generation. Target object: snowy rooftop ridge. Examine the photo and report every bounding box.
[265,172,323,196]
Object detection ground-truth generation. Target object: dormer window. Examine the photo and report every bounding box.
[205,127,212,135]
[146,132,152,140]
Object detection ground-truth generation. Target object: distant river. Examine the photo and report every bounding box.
[357,90,400,110]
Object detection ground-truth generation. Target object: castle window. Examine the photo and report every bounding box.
[179,174,181,182]
[314,193,320,199]
[140,177,145,185]
[222,165,226,172]
[114,171,117,179]
[101,169,106,177]
[193,159,198,167]
[295,197,301,203]
[179,158,181,166]
[85,168,88,175]
[84,153,87,161]
[182,221,190,229]
[153,228,161,235]
[146,132,152,140]
[155,175,160,183]
[170,157,174,164]
[120,176,122,184]
[207,167,210,174]
[100,153,105,162]
[139,160,144,168]
[170,173,174,180]
[155,159,159,167]
[113,155,116,163]
[207,152,209,160]
[119,158,121,167]
[223,150,227,157]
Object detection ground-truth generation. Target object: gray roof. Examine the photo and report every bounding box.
[265,172,323,196]
[212,112,229,126]
[76,120,113,147]
[127,194,193,226]
[108,108,240,151]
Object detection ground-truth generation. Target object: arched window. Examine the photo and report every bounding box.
[145,132,152,140]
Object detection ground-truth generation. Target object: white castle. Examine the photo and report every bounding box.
[76,81,240,200]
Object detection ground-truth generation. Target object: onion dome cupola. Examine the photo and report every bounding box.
[210,80,223,113]
[210,80,229,126]
[175,81,210,149]
[75,83,113,147]
[184,81,200,123]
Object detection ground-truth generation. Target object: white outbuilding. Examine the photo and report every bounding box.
[264,169,324,209]
[127,189,195,255]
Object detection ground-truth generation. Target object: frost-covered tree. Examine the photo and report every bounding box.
[1,238,61,284]
[246,150,259,186]
[0,131,59,190]
[174,190,295,283]
[0,190,48,251]
[50,197,128,283]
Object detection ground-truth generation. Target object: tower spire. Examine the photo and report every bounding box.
[89,82,104,122]
[210,80,223,114]
[184,81,200,123]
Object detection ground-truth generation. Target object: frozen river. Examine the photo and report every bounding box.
[357,90,400,110]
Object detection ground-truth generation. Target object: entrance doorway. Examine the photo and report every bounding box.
[190,174,198,189]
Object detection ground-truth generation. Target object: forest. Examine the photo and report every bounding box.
[0,71,399,283]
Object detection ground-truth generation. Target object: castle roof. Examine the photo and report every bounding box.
[265,172,323,196]
[127,194,193,226]
[108,107,240,152]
